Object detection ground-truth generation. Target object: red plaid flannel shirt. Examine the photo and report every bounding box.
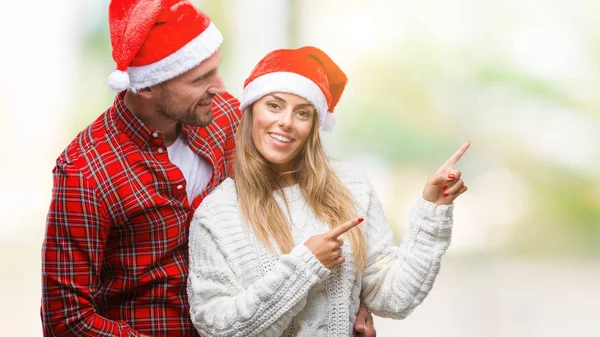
[41,91,241,336]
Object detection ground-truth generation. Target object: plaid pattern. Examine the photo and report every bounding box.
[41,91,241,336]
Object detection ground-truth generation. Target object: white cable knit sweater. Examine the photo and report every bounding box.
[187,162,454,337]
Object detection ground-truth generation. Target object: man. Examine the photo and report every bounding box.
[41,0,375,336]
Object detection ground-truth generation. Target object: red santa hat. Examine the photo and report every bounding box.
[107,0,222,91]
[239,46,348,132]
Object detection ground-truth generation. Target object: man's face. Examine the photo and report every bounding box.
[154,50,225,127]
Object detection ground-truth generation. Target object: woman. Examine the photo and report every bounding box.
[187,46,469,337]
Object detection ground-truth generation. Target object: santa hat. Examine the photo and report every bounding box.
[239,46,347,131]
[107,0,223,91]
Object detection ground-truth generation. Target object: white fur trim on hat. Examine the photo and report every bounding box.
[322,112,335,131]
[240,72,332,130]
[124,22,222,90]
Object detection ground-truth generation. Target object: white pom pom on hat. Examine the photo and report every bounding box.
[239,46,348,132]
[107,70,130,92]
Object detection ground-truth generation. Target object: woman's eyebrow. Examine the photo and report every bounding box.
[267,94,313,109]
[266,94,286,102]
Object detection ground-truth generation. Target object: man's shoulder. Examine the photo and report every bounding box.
[212,91,242,121]
[55,111,116,174]
[216,91,240,106]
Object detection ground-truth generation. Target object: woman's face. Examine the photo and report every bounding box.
[251,92,316,174]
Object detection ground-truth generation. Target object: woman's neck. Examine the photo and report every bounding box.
[277,173,297,188]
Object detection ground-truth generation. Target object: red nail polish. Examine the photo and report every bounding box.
[358,217,364,223]
[448,174,455,179]
[441,185,448,190]
[443,192,449,197]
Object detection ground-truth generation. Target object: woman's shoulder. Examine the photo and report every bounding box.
[329,160,375,211]
[194,178,239,221]
[202,177,237,203]
[329,160,371,191]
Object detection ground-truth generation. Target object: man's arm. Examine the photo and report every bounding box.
[41,163,142,337]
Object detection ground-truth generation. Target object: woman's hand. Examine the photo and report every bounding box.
[423,141,470,205]
[304,217,363,269]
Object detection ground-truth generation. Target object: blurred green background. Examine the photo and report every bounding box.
[1,0,598,336]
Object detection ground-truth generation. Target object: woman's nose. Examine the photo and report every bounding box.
[278,111,293,128]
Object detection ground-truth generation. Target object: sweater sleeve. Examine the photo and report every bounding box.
[187,206,330,337]
[360,178,454,319]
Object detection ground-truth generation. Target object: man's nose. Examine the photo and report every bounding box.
[207,73,226,95]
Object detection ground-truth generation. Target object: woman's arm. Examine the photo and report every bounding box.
[360,180,453,319]
[187,212,330,337]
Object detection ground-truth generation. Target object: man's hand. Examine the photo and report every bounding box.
[353,305,376,337]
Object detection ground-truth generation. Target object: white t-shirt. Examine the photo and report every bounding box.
[167,133,213,204]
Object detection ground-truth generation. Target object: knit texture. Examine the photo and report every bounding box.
[187,162,454,336]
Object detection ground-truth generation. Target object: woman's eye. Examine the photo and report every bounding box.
[297,111,309,117]
[267,103,280,109]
